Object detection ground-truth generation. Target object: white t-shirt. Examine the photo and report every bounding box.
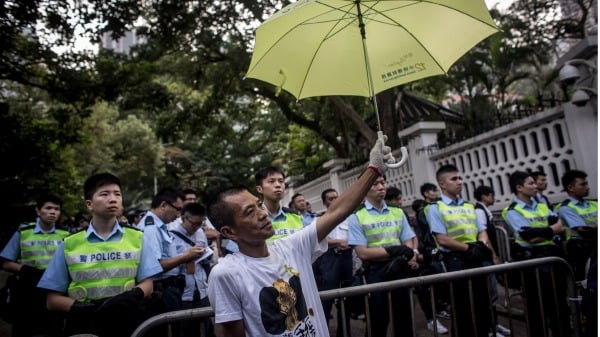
[208,224,328,337]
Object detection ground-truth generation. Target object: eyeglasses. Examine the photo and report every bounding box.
[165,201,182,212]
[185,216,206,227]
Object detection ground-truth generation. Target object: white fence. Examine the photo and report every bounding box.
[286,103,597,215]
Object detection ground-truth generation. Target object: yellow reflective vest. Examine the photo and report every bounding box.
[559,199,597,239]
[437,201,478,244]
[19,225,69,269]
[502,202,553,246]
[268,208,304,242]
[64,227,142,301]
[355,205,405,247]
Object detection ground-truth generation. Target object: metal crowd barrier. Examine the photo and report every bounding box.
[130,257,581,337]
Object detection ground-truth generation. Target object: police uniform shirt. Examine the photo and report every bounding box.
[426,194,486,252]
[301,212,317,227]
[347,200,415,246]
[0,218,58,262]
[38,222,163,293]
[558,197,593,229]
[141,211,180,280]
[504,196,558,247]
[171,224,210,301]
[225,206,305,253]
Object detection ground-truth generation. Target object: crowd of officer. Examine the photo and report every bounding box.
[0,165,596,337]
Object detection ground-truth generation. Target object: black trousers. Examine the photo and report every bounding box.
[442,253,491,337]
[514,246,572,337]
[364,262,413,337]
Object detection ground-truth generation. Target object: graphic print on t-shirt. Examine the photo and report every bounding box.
[259,266,316,336]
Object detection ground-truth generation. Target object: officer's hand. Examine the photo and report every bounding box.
[519,227,554,241]
[466,242,492,262]
[578,227,597,240]
[18,265,44,286]
[368,135,395,175]
[384,245,414,261]
[186,245,205,261]
[96,287,144,315]
[69,300,99,314]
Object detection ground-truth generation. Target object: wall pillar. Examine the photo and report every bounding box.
[323,158,351,193]
[397,121,446,195]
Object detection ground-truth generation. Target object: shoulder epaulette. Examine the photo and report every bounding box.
[507,202,517,211]
[282,207,300,215]
[17,224,36,232]
[353,204,367,213]
[65,229,85,239]
[387,203,402,209]
[560,199,570,207]
[123,225,142,232]
[144,216,155,226]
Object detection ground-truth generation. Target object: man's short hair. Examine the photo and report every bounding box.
[420,183,437,196]
[436,164,459,182]
[150,187,184,209]
[474,186,494,201]
[255,166,285,186]
[509,171,532,194]
[182,203,206,217]
[385,186,402,202]
[83,173,121,201]
[291,193,304,203]
[531,171,546,180]
[36,193,63,209]
[321,188,337,203]
[561,170,587,190]
[208,186,249,231]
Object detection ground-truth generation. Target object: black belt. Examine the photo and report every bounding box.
[326,248,353,256]
[153,275,185,291]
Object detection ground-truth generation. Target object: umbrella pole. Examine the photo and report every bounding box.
[356,0,382,132]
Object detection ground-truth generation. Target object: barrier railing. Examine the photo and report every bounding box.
[130,257,581,337]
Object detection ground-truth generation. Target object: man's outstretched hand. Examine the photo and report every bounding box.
[369,134,395,175]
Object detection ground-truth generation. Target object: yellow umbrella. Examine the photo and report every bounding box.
[246,0,499,167]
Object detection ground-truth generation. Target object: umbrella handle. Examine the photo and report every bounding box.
[377,131,409,169]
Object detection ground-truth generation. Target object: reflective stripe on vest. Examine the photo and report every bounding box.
[437,201,478,243]
[64,227,142,301]
[268,211,304,242]
[19,227,69,269]
[565,200,598,239]
[502,202,553,246]
[355,207,404,248]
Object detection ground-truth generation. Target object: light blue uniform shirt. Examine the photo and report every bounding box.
[301,212,316,227]
[504,196,557,247]
[558,197,592,229]
[37,222,162,293]
[426,194,486,252]
[171,224,210,301]
[0,218,60,262]
[348,200,415,246]
[225,206,309,253]
[141,211,179,280]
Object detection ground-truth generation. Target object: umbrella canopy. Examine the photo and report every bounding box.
[246,0,499,101]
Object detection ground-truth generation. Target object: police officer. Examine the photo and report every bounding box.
[0,194,69,337]
[557,169,597,282]
[224,166,304,253]
[38,173,163,337]
[502,170,571,337]
[141,187,205,337]
[315,188,354,336]
[348,174,416,337]
[426,164,495,337]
